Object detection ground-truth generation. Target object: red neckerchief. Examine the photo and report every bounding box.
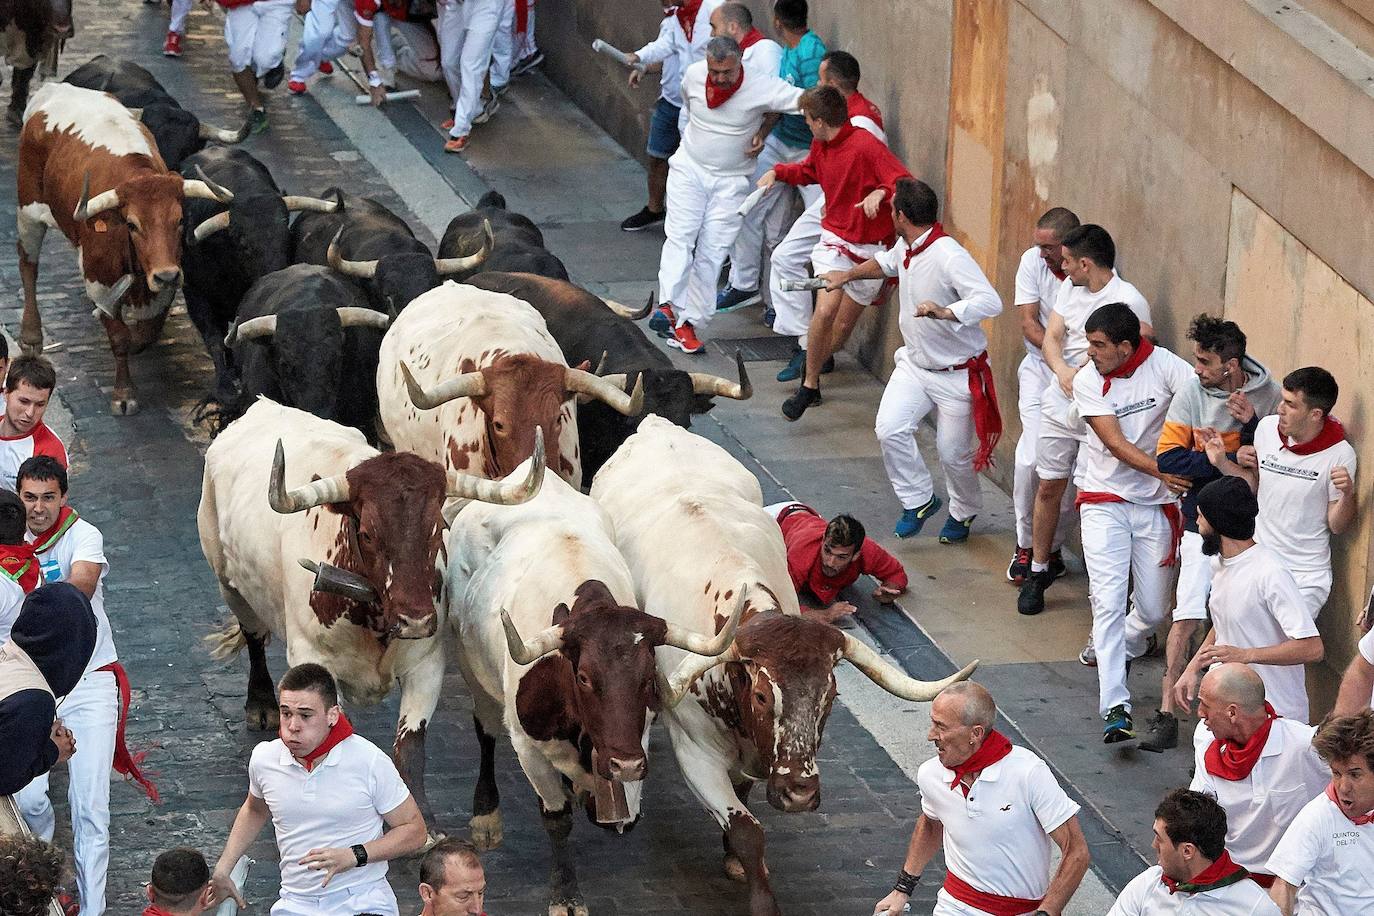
[143,906,179,916]
[0,542,38,593]
[515,0,529,33]
[1283,416,1346,456]
[948,730,1012,797]
[739,27,764,50]
[31,505,79,553]
[903,223,949,268]
[297,712,355,772]
[672,0,704,42]
[706,67,745,109]
[1160,851,1251,895]
[1049,263,1067,281]
[847,91,884,129]
[1326,781,1374,825]
[1101,337,1155,394]
[1204,703,1279,780]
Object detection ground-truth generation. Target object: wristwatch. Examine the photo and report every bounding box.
[351,844,368,868]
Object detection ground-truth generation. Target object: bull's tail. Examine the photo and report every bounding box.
[204,618,247,660]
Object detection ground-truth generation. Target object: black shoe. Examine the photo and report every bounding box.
[263,62,286,90]
[821,355,835,374]
[621,207,665,232]
[781,385,821,422]
[1048,549,1067,580]
[1138,710,1178,753]
[1017,569,1054,616]
[1007,547,1031,585]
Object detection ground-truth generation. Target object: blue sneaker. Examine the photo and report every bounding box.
[647,303,675,338]
[776,348,805,382]
[1103,705,1135,744]
[938,514,975,544]
[716,285,759,313]
[894,496,942,539]
[763,307,776,327]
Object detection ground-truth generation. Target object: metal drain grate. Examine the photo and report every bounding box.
[718,336,798,362]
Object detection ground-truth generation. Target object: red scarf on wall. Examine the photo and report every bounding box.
[903,223,948,268]
[1283,416,1346,455]
[1160,851,1251,894]
[1100,338,1154,394]
[672,0,704,42]
[706,68,745,108]
[1204,704,1279,780]
[298,712,355,772]
[947,729,1012,797]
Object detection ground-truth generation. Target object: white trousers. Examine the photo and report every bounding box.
[272,877,398,916]
[289,0,354,83]
[770,193,824,346]
[168,0,192,34]
[875,351,983,521]
[224,0,294,77]
[1013,354,1076,549]
[488,0,517,88]
[1080,502,1175,716]
[728,135,814,291]
[658,153,751,330]
[16,669,119,916]
[437,0,502,137]
[392,20,443,83]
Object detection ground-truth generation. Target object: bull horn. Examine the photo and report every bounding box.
[267,440,352,514]
[185,166,235,203]
[604,291,655,321]
[336,307,391,331]
[125,107,143,121]
[283,194,340,214]
[689,349,753,400]
[663,589,746,656]
[328,227,379,279]
[565,368,644,416]
[198,117,252,144]
[841,634,979,702]
[433,218,493,275]
[659,645,741,710]
[593,351,609,376]
[72,171,121,221]
[225,314,276,347]
[500,609,565,665]
[450,427,545,505]
[400,361,486,410]
[298,558,378,603]
[193,210,232,242]
[89,274,135,317]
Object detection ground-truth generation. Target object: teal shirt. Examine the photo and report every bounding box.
[772,31,827,149]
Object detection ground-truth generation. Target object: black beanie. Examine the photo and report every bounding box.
[1195,476,1258,541]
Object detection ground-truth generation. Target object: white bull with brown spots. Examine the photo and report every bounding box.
[590,415,978,916]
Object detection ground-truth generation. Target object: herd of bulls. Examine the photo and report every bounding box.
[14,56,976,916]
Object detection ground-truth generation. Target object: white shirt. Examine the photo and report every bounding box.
[634,1,722,107]
[1073,345,1194,504]
[27,516,115,671]
[875,232,1003,369]
[1207,545,1320,721]
[1252,415,1357,576]
[917,746,1080,903]
[0,421,67,493]
[1014,247,1068,361]
[249,733,412,897]
[677,61,804,177]
[1361,628,1374,706]
[1052,274,1152,368]
[1267,790,1374,915]
[742,37,783,76]
[0,575,27,644]
[1190,717,1330,872]
[1108,865,1279,915]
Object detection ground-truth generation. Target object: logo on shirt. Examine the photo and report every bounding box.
[1114,397,1158,419]
[1260,455,1321,481]
[39,557,60,583]
[1000,804,1013,812]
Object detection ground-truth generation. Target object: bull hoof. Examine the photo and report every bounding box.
[469,811,503,850]
[18,332,42,356]
[245,696,279,731]
[548,901,589,916]
[723,853,747,883]
[110,394,139,416]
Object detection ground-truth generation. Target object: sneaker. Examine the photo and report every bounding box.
[821,355,835,374]
[648,303,676,338]
[492,81,509,99]
[247,107,269,135]
[716,285,760,312]
[1006,546,1031,584]
[163,31,182,57]
[1078,637,1096,667]
[667,322,704,355]
[1135,632,1160,660]
[512,50,544,76]
[776,348,805,383]
[1138,710,1178,753]
[894,496,942,539]
[318,60,334,75]
[287,79,308,95]
[781,384,821,421]
[621,207,665,232]
[1103,705,1135,744]
[939,515,975,544]
[763,306,776,327]
[441,117,455,130]
[1017,568,1054,616]
[1048,549,1068,580]
[444,135,469,154]
[473,95,500,125]
[263,62,285,90]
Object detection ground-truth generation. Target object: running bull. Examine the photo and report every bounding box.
[439,190,569,281]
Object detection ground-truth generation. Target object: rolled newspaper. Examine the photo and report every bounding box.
[353,88,422,105]
[736,185,769,217]
[592,39,647,72]
[778,278,829,292]
[212,855,254,916]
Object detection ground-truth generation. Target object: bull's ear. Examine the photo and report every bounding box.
[552,602,572,626]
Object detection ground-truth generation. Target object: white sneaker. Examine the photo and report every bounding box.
[473,95,500,125]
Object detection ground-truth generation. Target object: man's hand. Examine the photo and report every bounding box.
[873,890,910,916]
[858,188,887,219]
[1236,445,1258,469]
[1199,427,1229,468]
[369,84,387,107]
[820,601,858,622]
[915,300,954,320]
[1055,366,1078,397]
[1160,472,1192,495]
[50,719,75,763]
[1226,390,1255,424]
[746,132,766,157]
[206,871,247,909]
[1173,668,1203,712]
[627,65,643,89]
[1199,643,1251,666]
[820,270,850,293]
[756,169,777,190]
[872,583,904,604]
[299,847,357,888]
[1332,465,1355,498]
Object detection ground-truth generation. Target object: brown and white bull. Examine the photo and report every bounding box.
[377,281,643,490]
[198,398,545,834]
[590,416,978,916]
[17,82,232,414]
[446,470,743,916]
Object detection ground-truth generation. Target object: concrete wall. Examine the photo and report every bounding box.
[540,0,1374,695]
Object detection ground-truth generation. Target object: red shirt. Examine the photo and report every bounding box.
[779,507,908,606]
[773,124,910,245]
[354,0,407,22]
[847,90,884,130]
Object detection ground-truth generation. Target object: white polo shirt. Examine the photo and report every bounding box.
[0,421,67,492]
[1206,545,1320,721]
[875,232,1003,371]
[1053,274,1151,368]
[1361,628,1374,706]
[1267,790,1374,915]
[27,517,115,672]
[1252,415,1357,576]
[1189,717,1329,873]
[1073,345,1194,505]
[1108,865,1279,915]
[1013,247,1068,361]
[248,733,412,898]
[917,746,1080,907]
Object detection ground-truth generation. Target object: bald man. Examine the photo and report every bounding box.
[873,682,1090,916]
[1188,665,1328,886]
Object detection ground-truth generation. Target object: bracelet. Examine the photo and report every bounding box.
[367,71,383,88]
[892,868,918,895]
